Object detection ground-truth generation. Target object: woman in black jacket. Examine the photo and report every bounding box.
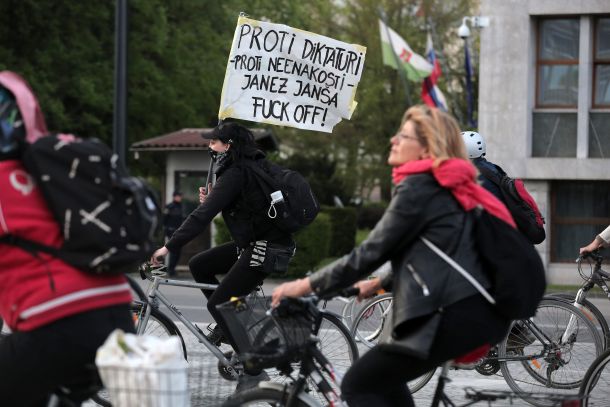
[152,122,295,389]
[272,106,512,407]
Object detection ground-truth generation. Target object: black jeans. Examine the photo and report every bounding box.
[189,242,269,354]
[0,303,134,407]
[341,295,510,407]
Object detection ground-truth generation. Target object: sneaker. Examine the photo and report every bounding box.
[235,371,270,393]
[206,325,228,346]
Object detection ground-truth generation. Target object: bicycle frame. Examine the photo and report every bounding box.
[269,339,346,407]
[134,273,242,379]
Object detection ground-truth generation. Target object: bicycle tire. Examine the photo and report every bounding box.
[339,296,358,327]
[223,386,313,407]
[130,302,188,359]
[548,293,610,350]
[499,299,603,407]
[256,311,358,405]
[580,348,610,407]
[126,274,147,302]
[350,293,435,394]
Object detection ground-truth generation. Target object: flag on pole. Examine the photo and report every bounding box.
[379,20,432,81]
[421,33,448,111]
[464,40,477,127]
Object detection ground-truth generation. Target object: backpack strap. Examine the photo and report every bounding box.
[420,236,496,305]
[0,234,59,259]
[246,161,279,191]
[476,162,506,187]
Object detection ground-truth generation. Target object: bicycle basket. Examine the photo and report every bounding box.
[216,296,317,367]
[97,365,189,407]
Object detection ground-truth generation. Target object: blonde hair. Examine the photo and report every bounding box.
[401,105,468,166]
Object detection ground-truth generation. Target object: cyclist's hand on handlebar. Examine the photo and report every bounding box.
[151,246,169,265]
[354,277,381,301]
[579,236,605,255]
[272,278,313,307]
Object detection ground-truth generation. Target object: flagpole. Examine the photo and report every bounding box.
[378,7,412,107]
[427,18,464,125]
[464,39,477,128]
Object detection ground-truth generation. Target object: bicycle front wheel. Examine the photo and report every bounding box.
[549,293,610,350]
[223,386,313,407]
[350,293,435,394]
[499,299,603,407]
[260,311,358,405]
[580,348,610,407]
[130,302,188,359]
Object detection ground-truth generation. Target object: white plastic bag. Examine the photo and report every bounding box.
[95,329,188,407]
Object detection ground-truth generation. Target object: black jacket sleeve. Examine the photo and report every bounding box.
[165,167,242,251]
[309,177,428,295]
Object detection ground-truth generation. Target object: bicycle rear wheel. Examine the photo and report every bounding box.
[580,348,610,406]
[350,293,435,393]
[499,299,603,407]
[549,293,610,350]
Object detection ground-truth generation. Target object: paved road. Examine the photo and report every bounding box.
[127,275,609,406]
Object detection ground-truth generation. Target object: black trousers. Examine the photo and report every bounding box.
[0,303,135,407]
[189,241,268,354]
[341,295,510,407]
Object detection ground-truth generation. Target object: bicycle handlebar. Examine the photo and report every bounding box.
[575,250,604,264]
[138,262,168,281]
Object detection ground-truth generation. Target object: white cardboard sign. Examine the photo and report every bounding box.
[218,16,367,133]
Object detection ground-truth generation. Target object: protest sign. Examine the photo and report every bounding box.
[218,16,367,133]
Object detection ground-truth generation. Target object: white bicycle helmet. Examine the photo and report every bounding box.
[461,131,486,159]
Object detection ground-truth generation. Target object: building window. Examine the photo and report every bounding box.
[593,18,610,107]
[533,18,580,157]
[590,17,610,158]
[551,181,610,262]
[537,19,580,107]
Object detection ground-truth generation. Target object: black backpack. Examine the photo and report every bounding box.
[424,208,546,320]
[247,161,320,234]
[474,208,546,320]
[1,134,160,275]
[478,164,546,244]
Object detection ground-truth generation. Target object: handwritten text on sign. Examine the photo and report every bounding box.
[218,17,367,133]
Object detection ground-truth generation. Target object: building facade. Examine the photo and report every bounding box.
[479,0,610,284]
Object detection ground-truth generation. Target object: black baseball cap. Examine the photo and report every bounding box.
[201,122,253,145]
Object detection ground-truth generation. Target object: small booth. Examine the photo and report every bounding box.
[130,127,278,270]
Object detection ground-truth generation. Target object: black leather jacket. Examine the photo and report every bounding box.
[166,153,293,251]
[309,173,491,352]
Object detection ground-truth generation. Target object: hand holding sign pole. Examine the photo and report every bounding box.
[218,16,366,133]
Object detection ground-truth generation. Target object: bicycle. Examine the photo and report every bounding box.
[547,251,610,350]
[351,294,604,406]
[221,294,582,407]
[349,292,435,394]
[579,347,610,406]
[122,263,358,402]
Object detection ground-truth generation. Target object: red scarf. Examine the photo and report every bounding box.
[392,158,516,228]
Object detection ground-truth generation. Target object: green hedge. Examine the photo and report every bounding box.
[321,206,357,257]
[212,214,332,278]
[288,213,331,278]
[213,217,232,245]
[357,202,388,230]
